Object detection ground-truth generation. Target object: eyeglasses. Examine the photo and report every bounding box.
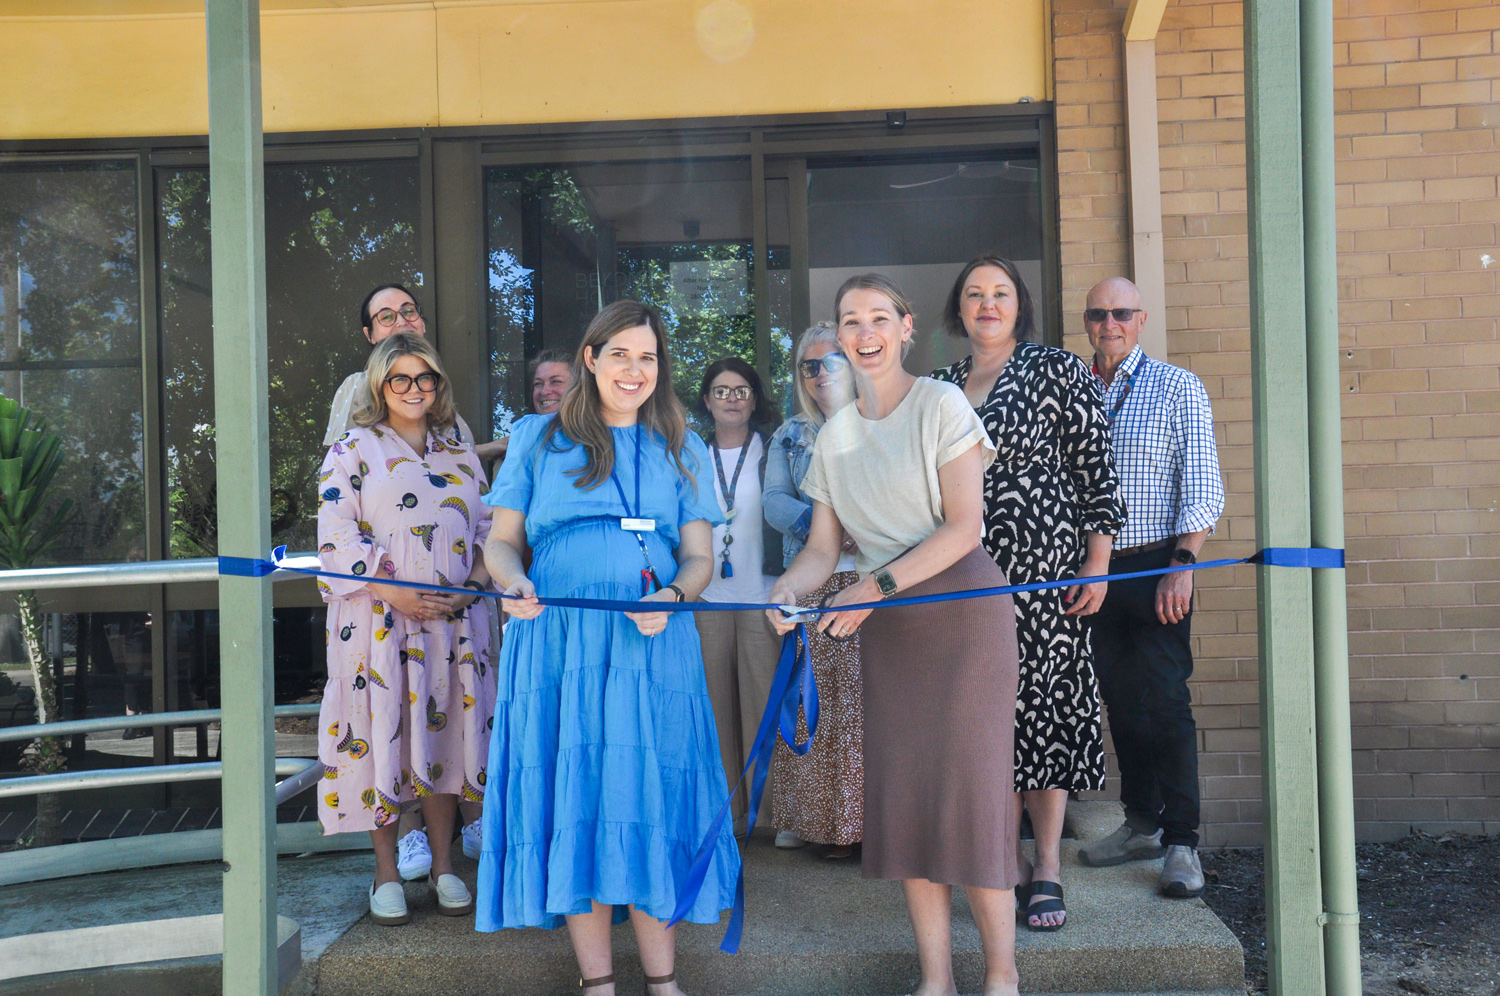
[797,355,850,379]
[1083,307,1142,324]
[371,303,422,327]
[384,371,441,394]
[710,385,754,401]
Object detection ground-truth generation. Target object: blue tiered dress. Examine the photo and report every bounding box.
[475,414,741,931]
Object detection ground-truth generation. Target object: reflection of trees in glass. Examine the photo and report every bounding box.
[0,163,145,564]
[614,242,758,416]
[161,163,421,558]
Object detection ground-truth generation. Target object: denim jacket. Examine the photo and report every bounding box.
[762,415,820,566]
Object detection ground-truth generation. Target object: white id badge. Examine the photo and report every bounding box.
[621,518,657,533]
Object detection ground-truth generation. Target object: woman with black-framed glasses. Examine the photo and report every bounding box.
[317,332,497,928]
[324,283,506,462]
[762,324,865,859]
[692,356,785,834]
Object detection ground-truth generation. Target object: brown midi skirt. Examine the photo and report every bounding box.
[859,545,1021,890]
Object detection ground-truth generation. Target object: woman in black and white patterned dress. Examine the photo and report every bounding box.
[932,255,1125,933]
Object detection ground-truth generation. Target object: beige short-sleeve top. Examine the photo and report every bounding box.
[801,376,996,577]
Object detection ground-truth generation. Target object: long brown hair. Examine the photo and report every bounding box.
[542,300,692,490]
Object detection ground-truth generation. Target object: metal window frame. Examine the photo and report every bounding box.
[0,101,1059,603]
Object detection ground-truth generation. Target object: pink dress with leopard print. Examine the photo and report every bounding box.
[315,422,495,834]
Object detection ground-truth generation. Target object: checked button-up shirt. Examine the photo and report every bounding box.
[1096,344,1225,549]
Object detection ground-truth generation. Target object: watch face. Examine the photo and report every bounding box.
[877,571,898,595]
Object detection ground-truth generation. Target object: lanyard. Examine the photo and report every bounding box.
[710,435,752,579]
[1095,359,1140,424]
[609,424,662,596]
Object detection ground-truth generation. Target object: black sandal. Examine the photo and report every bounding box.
[1014,880,1033,916]
[1025,880,1067,932]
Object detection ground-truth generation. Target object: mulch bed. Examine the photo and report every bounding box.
[1201,832,1500,996]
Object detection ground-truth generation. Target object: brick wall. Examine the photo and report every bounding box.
[1054,0,1500,846]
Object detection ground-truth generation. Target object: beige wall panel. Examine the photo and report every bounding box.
[2,0,1046,139]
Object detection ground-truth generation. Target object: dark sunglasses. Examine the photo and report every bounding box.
[797,354,850,379]
[1083,307,1142,324]
[384,371,441,395]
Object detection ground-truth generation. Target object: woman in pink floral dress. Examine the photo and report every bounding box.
[317,332,496,927]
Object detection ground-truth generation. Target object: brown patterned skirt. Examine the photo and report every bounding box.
[858,545,1021,889]
[771,571,864,846]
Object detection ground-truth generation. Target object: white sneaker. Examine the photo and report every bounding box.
[396,829,432,881]
[430,872,475,916]
[369,879,410,926]
[461,819,482,860]
[774,830,807,849]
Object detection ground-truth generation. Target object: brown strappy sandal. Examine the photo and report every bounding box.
[580,974,614,993]
[644,972,675,991]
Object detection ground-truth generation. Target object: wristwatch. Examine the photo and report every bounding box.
[463,580,486,593]
[665,583,686,602]
[874,569,899,598]
[1171,548,1197,565]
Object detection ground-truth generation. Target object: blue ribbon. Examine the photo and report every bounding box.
[217,555,279,578]
[227,542,1344,950]
[667,623,816,952]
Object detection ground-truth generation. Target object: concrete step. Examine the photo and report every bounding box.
[315,836,1244,996]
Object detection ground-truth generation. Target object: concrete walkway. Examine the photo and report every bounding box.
[0,802,1243,995]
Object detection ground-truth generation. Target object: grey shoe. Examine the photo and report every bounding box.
[1077,823,1165,867]
[1160,845,1205,898]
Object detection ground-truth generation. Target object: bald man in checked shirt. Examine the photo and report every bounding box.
[1077,277,1224,900]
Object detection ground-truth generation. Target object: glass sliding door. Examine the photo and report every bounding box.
[484,159,765,428]
[805,154,1046,374]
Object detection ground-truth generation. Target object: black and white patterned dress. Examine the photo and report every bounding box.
[933,343,1126,791]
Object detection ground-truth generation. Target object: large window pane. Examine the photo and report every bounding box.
[160,161,422,557]
[485,160,757,426]
[0,162,145,564]
[808,155,1045,372]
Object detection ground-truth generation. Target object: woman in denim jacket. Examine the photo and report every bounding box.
[762,323,865,859]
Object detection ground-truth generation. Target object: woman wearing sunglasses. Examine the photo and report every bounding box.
[931,254,1125,932]
[762,324,864,860]
[691,356,786,833]
[316,333,496,927]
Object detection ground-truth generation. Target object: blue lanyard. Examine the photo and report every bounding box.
[1100,361,1140,424]
[710,436,751,579]
[609,424,662,595]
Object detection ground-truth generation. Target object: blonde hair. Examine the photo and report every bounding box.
[542,300,693,491]
[791,322,856,428]
[833,272,917,361]
[354,332,457,433]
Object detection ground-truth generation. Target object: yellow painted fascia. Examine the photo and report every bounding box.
[2,0,1048,141]
[1123,0,1169,41]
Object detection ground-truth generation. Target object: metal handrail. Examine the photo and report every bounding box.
[0,552,315,592]
[0,703,321,743]
[0,757,319,802]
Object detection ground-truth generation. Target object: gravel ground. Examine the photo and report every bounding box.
[1201,832,1500,996]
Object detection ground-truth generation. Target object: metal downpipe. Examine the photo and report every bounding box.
[1300,0,1363,992]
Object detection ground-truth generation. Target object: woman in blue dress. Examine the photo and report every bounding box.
[477,300,739,996]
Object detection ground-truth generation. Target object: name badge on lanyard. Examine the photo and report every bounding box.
[611,425,663,596]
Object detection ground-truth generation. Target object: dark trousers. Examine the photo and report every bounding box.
[1088,545,1200,848]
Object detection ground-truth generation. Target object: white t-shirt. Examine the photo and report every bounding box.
[323,371,474,448]
[802,377,995,578]
[700,433,776,603]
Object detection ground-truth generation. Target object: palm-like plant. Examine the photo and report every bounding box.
[0,394,74,847]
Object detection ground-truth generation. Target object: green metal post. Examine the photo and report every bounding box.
[1301,0,1362,991]
[1244,1,1327,994]
[205,1,277,994]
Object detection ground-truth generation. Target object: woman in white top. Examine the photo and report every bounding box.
[767,274,1022,996]
[694,356,785,831]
